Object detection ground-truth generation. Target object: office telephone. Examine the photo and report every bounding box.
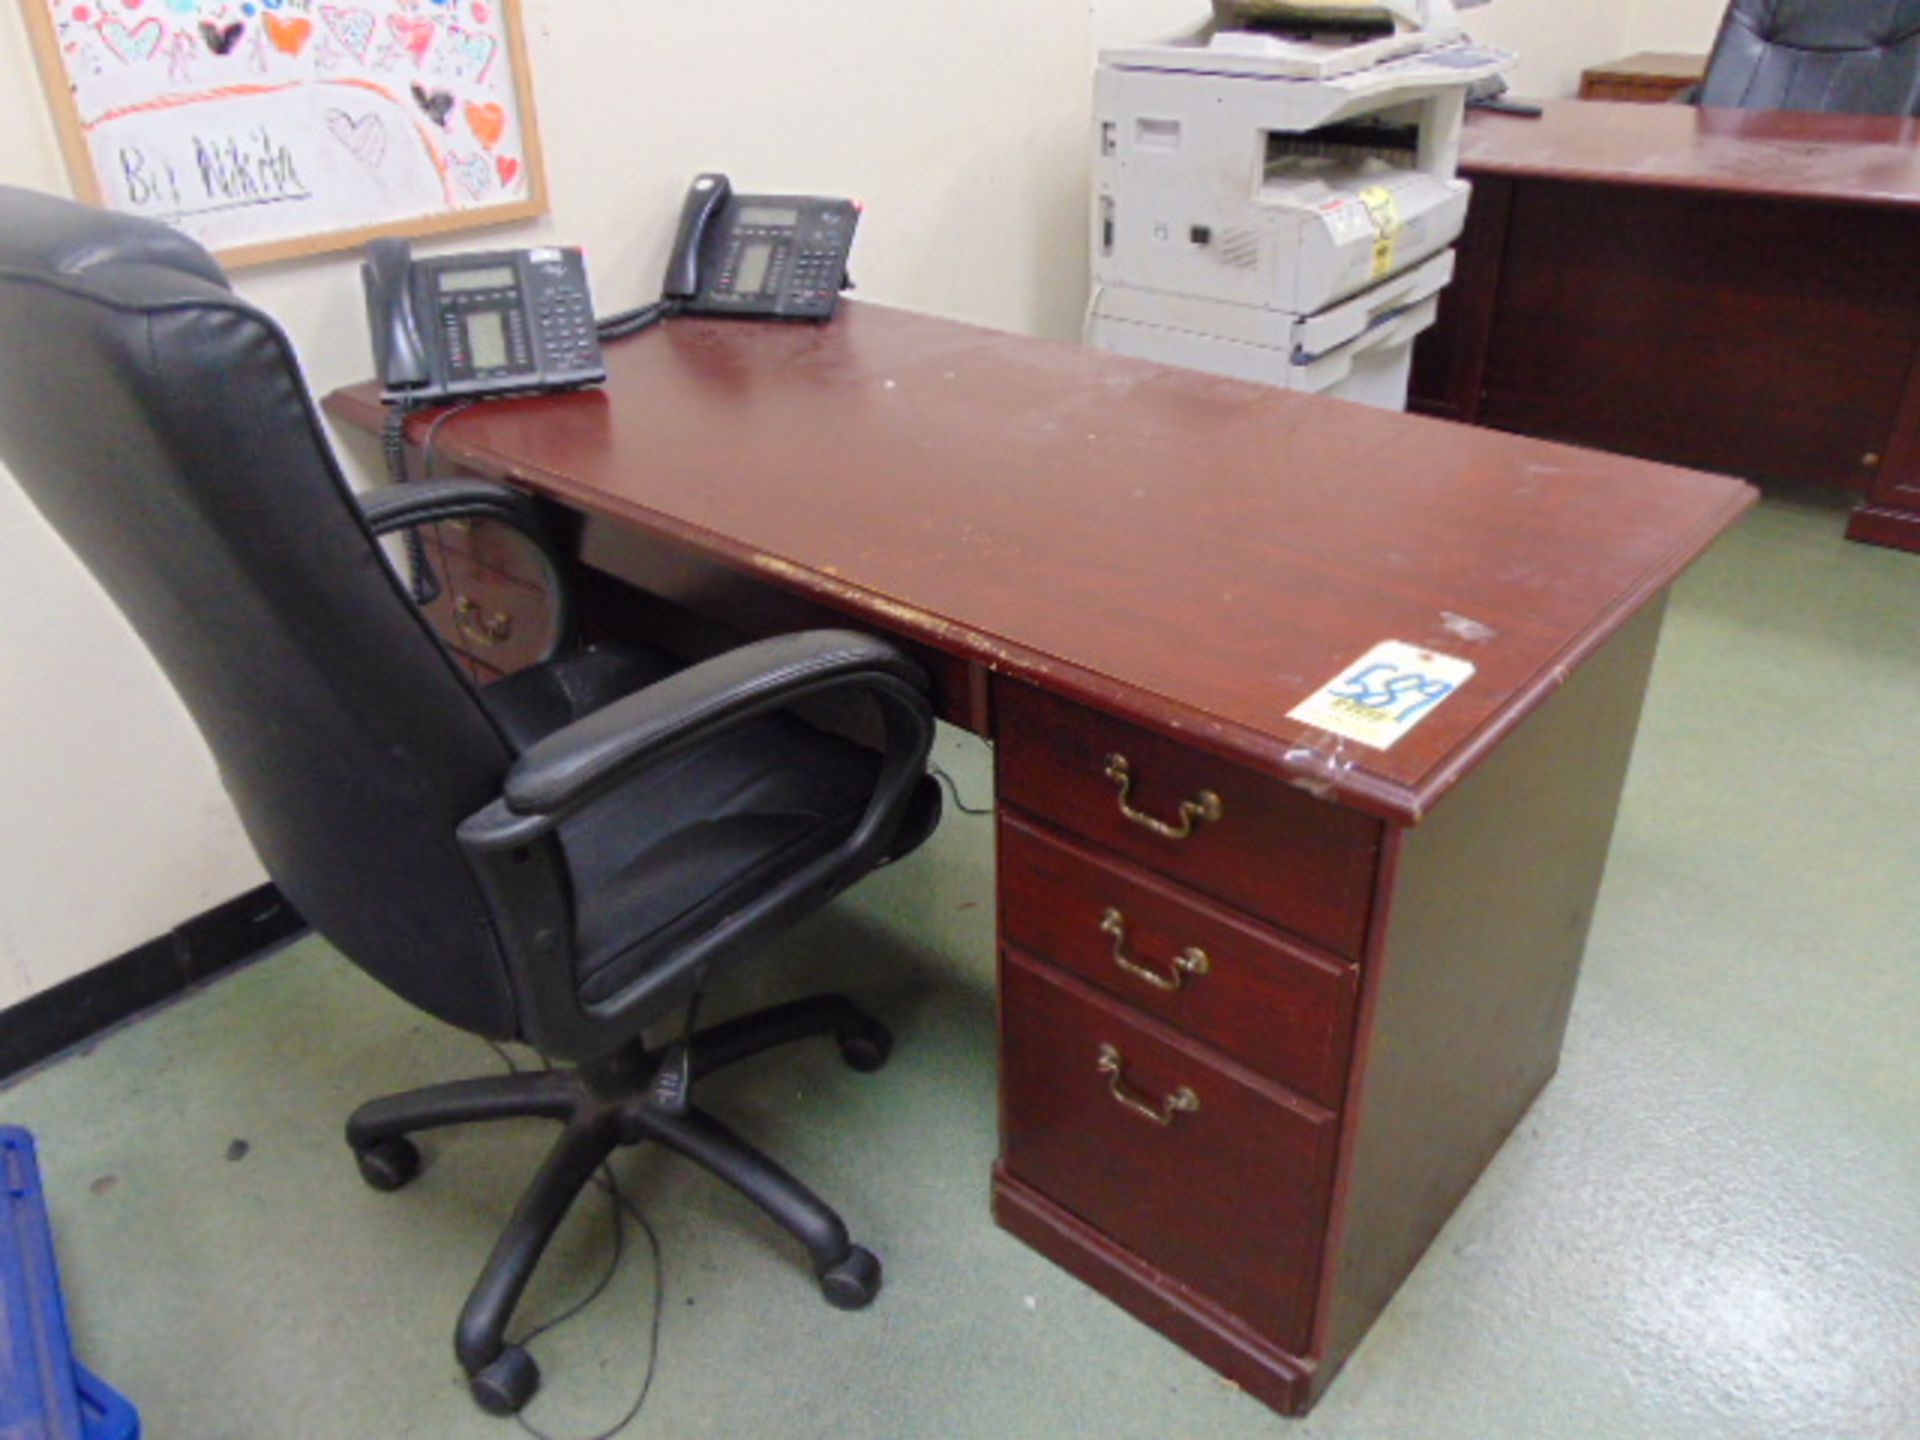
[362,239,607,406]
[661,173,859,321]
[362,175,858,408]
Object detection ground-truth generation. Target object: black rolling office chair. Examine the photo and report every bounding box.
[0,187,942,1415]
[1693,0,1920,113]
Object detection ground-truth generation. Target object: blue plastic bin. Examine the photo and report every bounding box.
[1,1125,86,1439]
[73,1364,140,1440]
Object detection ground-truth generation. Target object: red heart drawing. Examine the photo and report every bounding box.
[495,155,520,189]
[388,14,435,66]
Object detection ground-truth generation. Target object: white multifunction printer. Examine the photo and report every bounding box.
[1088,0,1511,410]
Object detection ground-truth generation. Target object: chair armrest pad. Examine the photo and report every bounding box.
[498,630,927,820]
[355,477,539,536]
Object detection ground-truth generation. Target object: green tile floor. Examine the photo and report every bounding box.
[4,491,1917,1438]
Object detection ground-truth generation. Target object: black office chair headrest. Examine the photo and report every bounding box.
[0,185,231,292]
[1729,0,1920,50]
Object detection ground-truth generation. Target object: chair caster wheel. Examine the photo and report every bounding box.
[837,1019,893,1074]
[820,1245,882,1310]
[353,1137,421,1192]
[469,1344,540,1416]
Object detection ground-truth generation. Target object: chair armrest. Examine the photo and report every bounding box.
[460,630,930,847]
[454,629,936,1056]
[357,477,574,662]
[356,476,543,537]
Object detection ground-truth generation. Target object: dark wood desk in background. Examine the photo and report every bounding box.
[327,303,1751,1415]
[1412,100,1920,555]
[1578,53,1707,104]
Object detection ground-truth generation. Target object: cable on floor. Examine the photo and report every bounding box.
[514,1165,665,1440]
[930,762,992,817]
[470,1041,666,1440]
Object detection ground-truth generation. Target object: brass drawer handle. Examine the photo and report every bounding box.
[1103,753,1222,841]
[1096,1043,1200,1128]
[1100,908,1208,994]
[454,594,514,649]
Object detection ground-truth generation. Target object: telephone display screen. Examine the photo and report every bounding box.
[467,310,508,370]
[736,242,773,295]
[439,265,517,294]
[738,205,800,227]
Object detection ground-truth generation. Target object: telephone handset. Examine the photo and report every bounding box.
[362,238,607,406]
[661,172,859,321]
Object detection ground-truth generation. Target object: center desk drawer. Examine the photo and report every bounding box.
[1000,951,1339,1354]
[999,816,1356,1109]
[996,683,1381,958]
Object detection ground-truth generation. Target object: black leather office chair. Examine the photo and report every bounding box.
[0,187,941,1415]
[1694,0,1920,113]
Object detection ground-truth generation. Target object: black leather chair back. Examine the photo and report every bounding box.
[0,189,522,1038]
[1699,0,1920,113]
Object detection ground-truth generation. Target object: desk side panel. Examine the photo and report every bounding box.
[1409,175,1511,425]
[1477,181,1920,495]
[1848,333,1920,553]
[1313,594,1667,1385]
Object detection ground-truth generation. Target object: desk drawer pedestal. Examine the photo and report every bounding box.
[999,951,1338,1355]
[989,608,1662,1417]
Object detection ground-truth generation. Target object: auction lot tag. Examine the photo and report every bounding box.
[1288,641,1476,751]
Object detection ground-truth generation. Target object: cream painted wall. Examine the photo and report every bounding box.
[0,0,1092,1007]
[1625,0,1729,56]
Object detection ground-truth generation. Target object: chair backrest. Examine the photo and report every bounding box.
[0,188,521,1038]
[1700,0,1920,114]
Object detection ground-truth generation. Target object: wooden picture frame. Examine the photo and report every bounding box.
[19,0,549,269]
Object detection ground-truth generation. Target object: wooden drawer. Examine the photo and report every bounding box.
[999,815,1356,1109]
[999,950,1339,1353]
[996,682,1380,958]
[432,516,556,587]
[417,547,558,679]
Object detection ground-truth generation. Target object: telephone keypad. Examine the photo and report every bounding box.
[413,247,606,400]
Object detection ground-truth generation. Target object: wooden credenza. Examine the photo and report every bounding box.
[1579,52,1707,104]
[325,301,1752,1415]
[1412,100,1920,555]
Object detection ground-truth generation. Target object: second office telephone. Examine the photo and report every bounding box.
[362,240,607,406]
[663,173,858,320]
[599,173,861,339]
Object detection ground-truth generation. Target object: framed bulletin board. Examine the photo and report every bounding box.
[20,0,548,268]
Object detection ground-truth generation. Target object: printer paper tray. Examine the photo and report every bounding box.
[1091,248,1453,358]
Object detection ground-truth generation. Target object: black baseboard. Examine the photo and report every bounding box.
[0,883,307,1083]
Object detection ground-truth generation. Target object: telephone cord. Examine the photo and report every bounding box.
[596,298,682,343]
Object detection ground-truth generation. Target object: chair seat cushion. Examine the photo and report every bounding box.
[483,641,937,1010]
[561,708,883,1005]
[482,644,680,751]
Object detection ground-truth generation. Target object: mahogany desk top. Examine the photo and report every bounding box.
[325,300,1753,828]
[1459,99,1920,209]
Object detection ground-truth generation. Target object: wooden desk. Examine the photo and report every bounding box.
[325,302,1751,1415]
[1411,100,1920,555]
[1579,52,1708,104]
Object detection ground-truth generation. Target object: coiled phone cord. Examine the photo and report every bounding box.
[595,297,682,342]
[382,401,479,605]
